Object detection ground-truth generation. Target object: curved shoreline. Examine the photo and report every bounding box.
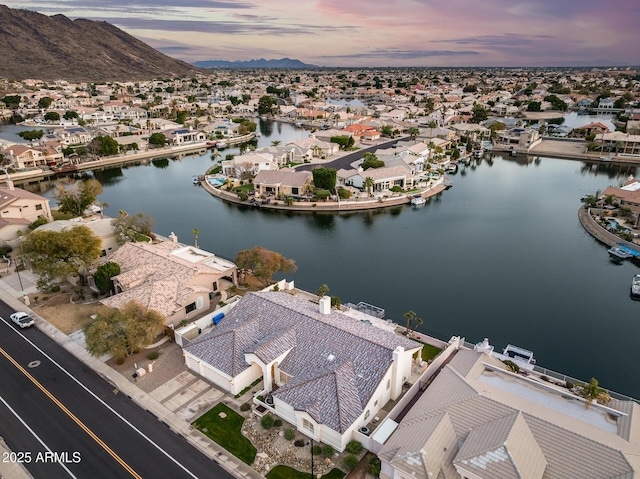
[201,176,448,212]
[577,206,638,250]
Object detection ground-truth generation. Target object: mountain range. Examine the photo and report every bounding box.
[193,58,319,69]
[0,4,197,82]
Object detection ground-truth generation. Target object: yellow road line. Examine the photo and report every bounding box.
[0,347,142,479]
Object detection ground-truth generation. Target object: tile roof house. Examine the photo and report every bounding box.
[253,170,312,197]
[378,349,640,479]
[98,235,237,325]
[184,292,421,451]
[0,182,52,242]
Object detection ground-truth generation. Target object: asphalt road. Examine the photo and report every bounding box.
[0,300,232,479]
[296,137,405,172]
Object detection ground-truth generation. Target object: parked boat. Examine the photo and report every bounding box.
[445,163,458,174]
[608,245,633,260]
[411,195,426,206]
[631,275,640,299]
[473,149,484,159]
[600,156,613,162]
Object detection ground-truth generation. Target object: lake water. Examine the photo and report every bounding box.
[5,119,640,398]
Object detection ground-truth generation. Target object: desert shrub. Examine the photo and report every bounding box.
[541,375,550,382]
[116,356,125,365]
[147,351,159,360]
[367,457,381,477]
[312,445,322,455]
[565,381,575,389]
[345,440,363,454]
[343,454,359,470]
[294,439,305,447]
[338,188,352,199]
[273,419,283,427]
[51,285,61,293]
[321,444,334,457]
[240,403,251,412]
[261,414,275,429]
[284,428,295,440]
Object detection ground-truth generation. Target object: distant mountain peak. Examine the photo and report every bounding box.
[0,4,197,81]
[193,58,319,69]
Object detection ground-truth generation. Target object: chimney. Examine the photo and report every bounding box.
[319,295,331,315]
[168,232,178,243]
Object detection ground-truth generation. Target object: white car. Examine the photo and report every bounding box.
[10,312,34,329]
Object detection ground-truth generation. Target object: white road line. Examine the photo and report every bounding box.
[0,316,200,479]
[0,395,78,479]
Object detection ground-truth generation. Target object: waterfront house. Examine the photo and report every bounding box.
[602,176,640,212]
[596,131,640,156]
[378,348,640,479]
[287,137,339,158]
[2,145,47,169]
[97,234,237,326]
[164,127,206,145]
[221,152,278,179]
[0,181,52,242]
[36,217,118,258]
[252,170,312,198]
[574,122,610,136]
[183,292,421,452]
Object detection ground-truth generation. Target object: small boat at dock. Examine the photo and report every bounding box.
[411,195,426,206]
[608,245,633,260]
[631,275,640,299]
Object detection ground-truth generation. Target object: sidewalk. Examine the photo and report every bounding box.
[0,279,264,479]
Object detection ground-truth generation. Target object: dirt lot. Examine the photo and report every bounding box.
[31,292,100,334]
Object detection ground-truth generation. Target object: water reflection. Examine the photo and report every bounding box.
[152,158,169,169]
[259,118,273,137]
[309,212,335,230]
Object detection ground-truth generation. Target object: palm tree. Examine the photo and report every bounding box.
[581,377,611,407]
[98,201,109,219]
[192,228,199,248]
[271,140,281,146]
[414,317,423,334]
[363,177,375,197]
[403,310,416,335]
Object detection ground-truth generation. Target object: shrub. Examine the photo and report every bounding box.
[284,428,296,440]
[312,445,322,455]
[390,186,403,192]
[541,375,550,382]
[338,188,352,199]
[566,381,575,390]
[116,356,125,365]
[294,439,305,447]
[147,351,159,360]
[343,454,359,470]
[502,359,520,373]
[238,191,249,201]
[321,444,334,457]
[240,403,251,412]
[367,457,381,477]
[273,419,283,427]
[51,285,61,293]
[261,414,275,429]
[345,440,363,454]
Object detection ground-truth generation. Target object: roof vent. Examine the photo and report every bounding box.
[327,354,335,362]
[319,295,331,315]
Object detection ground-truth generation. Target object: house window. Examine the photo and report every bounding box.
[302,418,314,433]
[292,188,299,195]
[185,302,197,314]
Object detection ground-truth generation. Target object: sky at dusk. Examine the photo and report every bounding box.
[3,0,640,67]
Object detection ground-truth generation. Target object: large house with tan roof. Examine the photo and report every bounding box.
[0,182,52,241]
[184,292,421,451]
[96,235,237,326]
[378,348,640,479]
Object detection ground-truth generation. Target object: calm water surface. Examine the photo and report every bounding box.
[5,120,640,398]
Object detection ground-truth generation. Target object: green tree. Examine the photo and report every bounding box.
[18,130,44,141]
[544,94,568,111]
[330,135,354,149]
[44,111,60,122]
[19,225,101,290]
[94,261,121,293]
[527,101,542,112]
[380,125,393,137]
[235,246,297,286]
[38,97,53,109]
[192,228,199,248]
[581,377,611,407]
[471,103,488,123]
[148,132,167,147]
[1,95,21,108]
[90,136,119,156]
[84,301,165,359]
[362,153,385,170]
[112,210,154,244]
[312,168,337,191]
[316,284,330,297]
[258,95,279,116]
[63,110,79,120]
[53,178,104,217]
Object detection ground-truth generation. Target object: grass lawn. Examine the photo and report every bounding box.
[266,465,345,479]
[410,339,442,361]
[51,210,76,220]
[234,184,255,193]
[192,403,257,465]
